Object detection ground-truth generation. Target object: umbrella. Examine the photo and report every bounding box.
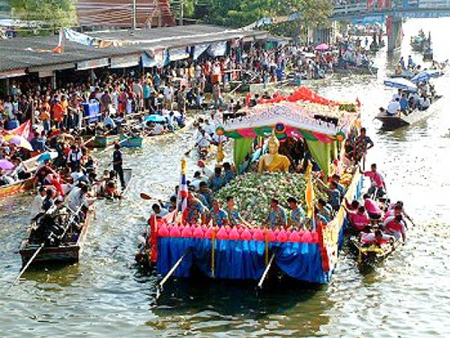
[144,115,166,123]
[3,134,33,151]
[0,159,15,171]
[384,78,417,92]
[315,43,329,51]
[411,69,442,83]
[37,151,58,163]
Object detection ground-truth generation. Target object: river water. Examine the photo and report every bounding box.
[1,18,450,337]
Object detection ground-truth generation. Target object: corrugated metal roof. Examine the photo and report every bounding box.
[0,25,267,73]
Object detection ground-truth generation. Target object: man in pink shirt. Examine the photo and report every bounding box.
[361,163,386,198]
[363,193,383,220]
[349,206,370,231]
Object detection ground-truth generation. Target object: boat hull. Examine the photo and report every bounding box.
[20,210,93,266]
[0,178,33,199]
[120,134,144,148]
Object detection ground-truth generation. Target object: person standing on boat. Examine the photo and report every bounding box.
[30,187,46,220]
[112,144,126,189]
[399,57,406,71]
[354,128,374,168]
[408,55,415,69]
[361,163,386,198]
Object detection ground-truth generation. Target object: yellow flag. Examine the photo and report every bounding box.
[181,157,187,175]
[305,161,315,218]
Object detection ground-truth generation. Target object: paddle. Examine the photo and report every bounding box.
[140,192,155,200]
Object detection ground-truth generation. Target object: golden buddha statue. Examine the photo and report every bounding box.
[258,135,291,173]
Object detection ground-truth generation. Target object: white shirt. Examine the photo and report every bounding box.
[30,194,45,219]
[152,123,164,135]
[155,208,169,218]
[196,133,212,148]
[387,101,400,115]
[66,187,88,212]
[71,171,84,183]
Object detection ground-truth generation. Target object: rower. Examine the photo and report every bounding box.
[349,206,370,231]
[112,144,126,189]
[363,194,383,220]
[152,203,169,219]
[361,229,390,247]
[383,214,406,241]
[30,187,46,220]
[195,129,212,152]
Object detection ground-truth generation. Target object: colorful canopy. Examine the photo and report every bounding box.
[0,159,15,170]
[410,69,442,83]
[4,134,33,151]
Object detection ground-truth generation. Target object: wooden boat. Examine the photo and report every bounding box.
[350,235,402,268]
[119,134,144,148]
[0,154,41,199]
[0,178,33,199]
[20,208,94,266]
[84,135,120,148]
[388,70,415,79]
[376,95,442,130]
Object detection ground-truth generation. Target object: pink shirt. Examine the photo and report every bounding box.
[364,171,385,188]
[365,199,382,215]
[350,212,370,230]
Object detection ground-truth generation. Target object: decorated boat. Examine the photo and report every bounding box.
[139,87,367,286]
[20,207,94,266]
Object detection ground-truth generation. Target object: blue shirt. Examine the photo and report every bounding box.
[223,169,235,184]
[290,208,305,228]
[143,85,151,99]
[186,198,204,224]
[224,206,242,226]
[211,175,225,191]
[209,208,228,227]
[266,207,287,229]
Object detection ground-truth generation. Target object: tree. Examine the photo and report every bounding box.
[201,0,333,31]
[9,0,77,35]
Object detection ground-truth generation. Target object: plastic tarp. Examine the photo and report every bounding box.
[169,47,190,61]
[157,238,327,283]
[233,138,254,168]
[208,41,227,57]
[193,44,210,60]
[142,50,168,68]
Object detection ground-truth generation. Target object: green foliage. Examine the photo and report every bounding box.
[9,0,77,35]
[200,0,333,31]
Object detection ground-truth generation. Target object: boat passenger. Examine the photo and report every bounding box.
[197,160,213,178]
[316,198,333,223]
[30,187,46,220]
[287,197,306,229]
[265,198,287,229]
[317,179,341,211]
[222,162,235,184]
[152,203,169,219]
[419,95,430,110]
[112,144,126,189]
[354,127,374,165]
[190,171,209,191]
[185,193,206,225]
[385,202,413,225]
[42,189,54,212]
[361,229,390,247]
[408,55,415,69]
[196,129,212,152]
[383,214,407,241]
[386,98,401,116]
[361,163,386,198]
[224,196,248,227]
[363,194,383,220]
[210,167,225,192]
[400,93,409,113]
[208,199,229,227]
[349,206,370,231]
[344,198,360,212]
[0,169,14,186]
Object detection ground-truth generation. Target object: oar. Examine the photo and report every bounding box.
[10,242,45,287]
[157,250,189,298]
[257,252,276,289]
[140,192,156,200]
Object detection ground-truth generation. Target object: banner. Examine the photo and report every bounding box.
[110,55,140,68]
[64,28,94,47]
[208,41,227,57]
[77,58,109,70]
[193,44,210,60]
[142,50,168,68]
[168,47,190,61]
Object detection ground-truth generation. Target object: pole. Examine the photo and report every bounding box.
[157,250,189,298]
[10,242,45,287]
[257,252,275,289]
[179,0,184,26]
[132,0,137,30]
